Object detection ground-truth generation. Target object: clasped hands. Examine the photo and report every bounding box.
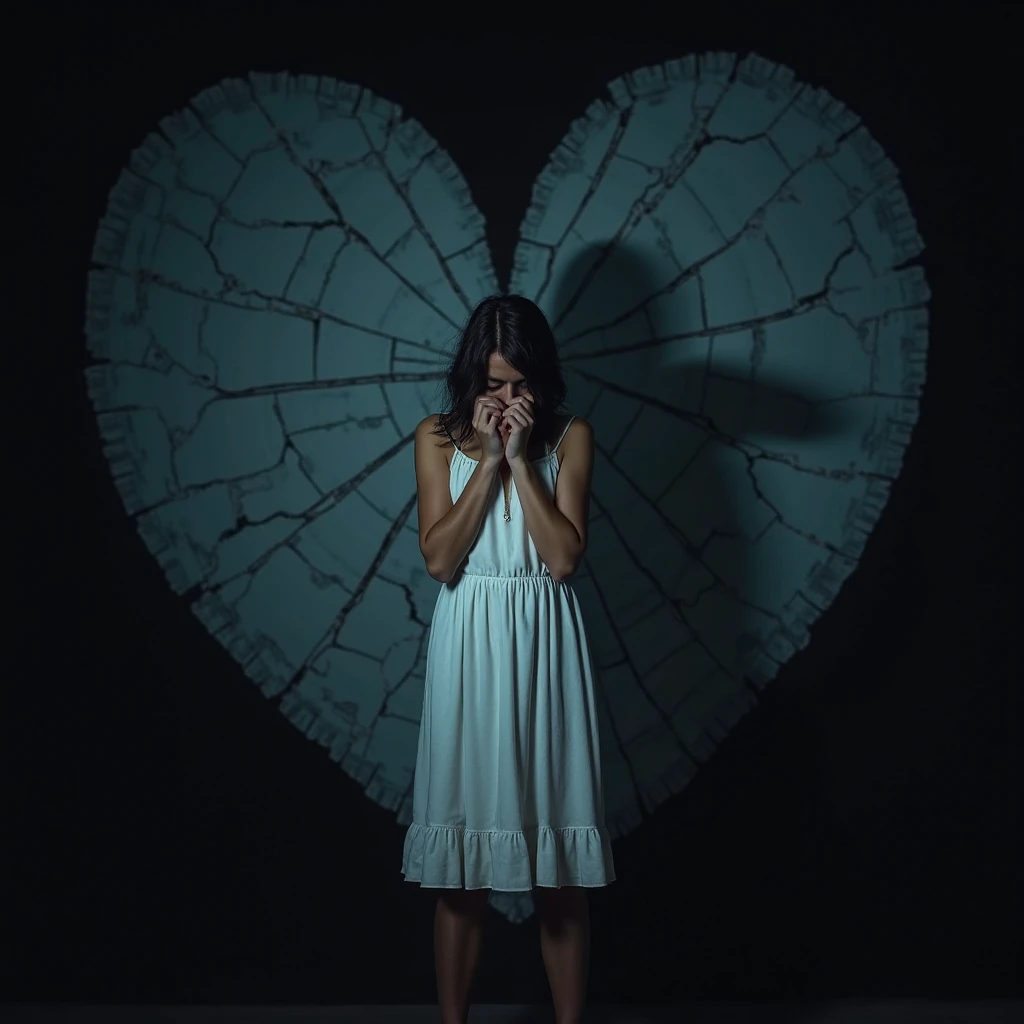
[500,395,535,463]
[475,394,535,464]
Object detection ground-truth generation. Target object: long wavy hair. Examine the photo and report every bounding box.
[434,294,568,451]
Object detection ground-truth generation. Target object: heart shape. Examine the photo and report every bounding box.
[85,53,928,923]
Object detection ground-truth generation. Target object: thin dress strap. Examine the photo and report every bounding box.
[548,415,575,454]
[442,422,463,453]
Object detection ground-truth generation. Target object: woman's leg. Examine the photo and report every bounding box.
[434,887,489,1024]
[536,885,590,1024]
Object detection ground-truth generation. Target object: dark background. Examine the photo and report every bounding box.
[13,4,1020,1006]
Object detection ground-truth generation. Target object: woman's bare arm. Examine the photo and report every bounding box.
[416,414,502,583]
[509,417,593,581]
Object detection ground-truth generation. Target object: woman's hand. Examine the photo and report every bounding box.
[502,395,535,463]
[472,395,507,463]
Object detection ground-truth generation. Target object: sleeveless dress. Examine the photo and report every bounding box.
[401,416,617,890]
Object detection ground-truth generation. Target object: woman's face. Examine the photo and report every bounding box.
[481,352,531,442]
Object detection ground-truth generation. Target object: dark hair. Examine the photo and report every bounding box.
[434,294,568,450]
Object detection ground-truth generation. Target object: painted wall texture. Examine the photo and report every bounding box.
[85,53,928,923]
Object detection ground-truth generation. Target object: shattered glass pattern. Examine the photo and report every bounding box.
[84,55,928,924]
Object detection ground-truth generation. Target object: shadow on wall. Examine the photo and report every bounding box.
[539,242,854,833]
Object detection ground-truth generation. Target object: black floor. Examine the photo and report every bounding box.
[3,1003,1021,1024]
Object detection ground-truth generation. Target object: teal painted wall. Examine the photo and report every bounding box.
[84,55,928,925]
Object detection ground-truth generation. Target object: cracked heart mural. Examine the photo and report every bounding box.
[83,52,929,924]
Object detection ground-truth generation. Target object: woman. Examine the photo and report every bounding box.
[402,294,616,1024]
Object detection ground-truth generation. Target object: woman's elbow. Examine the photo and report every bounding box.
[549,558,581,583]
[422,550,453,583]
[550,544,585,583]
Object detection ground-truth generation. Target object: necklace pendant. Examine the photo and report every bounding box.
[503,507,511,523]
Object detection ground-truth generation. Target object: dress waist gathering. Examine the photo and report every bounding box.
[457,571,561,581]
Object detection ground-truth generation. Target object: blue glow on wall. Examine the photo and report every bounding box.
[84,53,929,923]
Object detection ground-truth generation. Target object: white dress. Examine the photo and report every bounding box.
[401,416,617,890]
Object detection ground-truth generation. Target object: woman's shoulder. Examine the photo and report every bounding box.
[417,413,453,439]
[558,413,593,444]
[560,412,590,429]
[415,414,456,453]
